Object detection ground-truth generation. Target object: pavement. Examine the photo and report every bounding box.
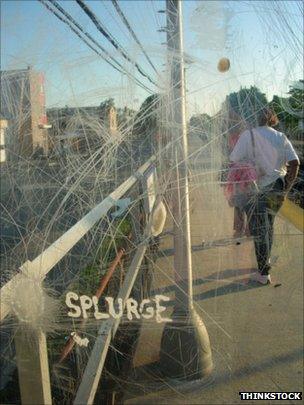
[125,135,304,404]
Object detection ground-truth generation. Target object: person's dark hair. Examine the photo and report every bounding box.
[257,107,279,127]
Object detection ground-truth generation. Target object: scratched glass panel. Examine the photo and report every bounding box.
[0,1,303,404]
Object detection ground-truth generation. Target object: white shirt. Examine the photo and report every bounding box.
[230,126,299,188]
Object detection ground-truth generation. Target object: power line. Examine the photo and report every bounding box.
[50,1,120,68]
[42,0,120,73]
[49,0,153,92]
[39,0,153,94]
[75,0,158,88]
[111,0,159,76]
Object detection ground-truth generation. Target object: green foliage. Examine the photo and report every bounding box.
[133,94,160,136]
[74,262,101,297]
[287,79,304,111]
[189,113,211,140]
[69,217,132,296]
[189,113,211,128]
[214,81,302,138]
[270,80,303,136]
[117,106,136,131]
[98,217,132,262]
[46,218,132,364]
[100,97,115,110]
[270,95,292,127]
[225,86,268,127]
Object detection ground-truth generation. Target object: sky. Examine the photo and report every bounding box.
[1,0,303,116]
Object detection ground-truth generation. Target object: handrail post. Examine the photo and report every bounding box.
[15,328,52,405]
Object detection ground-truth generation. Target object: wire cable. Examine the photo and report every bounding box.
[49,0,153,93]
[75,0,158,87]
[111,0,159,76]
[39,0,154,94]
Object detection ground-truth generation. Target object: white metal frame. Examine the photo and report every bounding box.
[0,155,155,321]
[0,155,156,405]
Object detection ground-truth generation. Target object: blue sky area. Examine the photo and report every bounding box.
[1,0,303,116]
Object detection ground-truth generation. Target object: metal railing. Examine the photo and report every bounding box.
[0,155,157,405]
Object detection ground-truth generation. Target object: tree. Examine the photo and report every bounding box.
[270,80,303,136]
[131,94,161,163]
[117,107,136,132]
[132,94,160,136]
[270,94,285,118]
[288,79,304,112]
[224,86,268,127]
[100,97,115,110]
[189,113,211,141]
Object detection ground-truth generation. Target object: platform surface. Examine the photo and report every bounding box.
[127,137,303,404]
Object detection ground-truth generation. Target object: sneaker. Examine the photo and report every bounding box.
[250,272,272,285]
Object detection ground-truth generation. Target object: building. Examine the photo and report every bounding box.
[47,104,118,155]
[0,67,50,160]
[101,105,117,134]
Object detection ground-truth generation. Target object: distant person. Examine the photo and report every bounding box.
[230,107,299,284]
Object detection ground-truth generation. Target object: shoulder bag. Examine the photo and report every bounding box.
[224,129,259,208]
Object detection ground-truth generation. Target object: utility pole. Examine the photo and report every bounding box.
[160,0,213,380]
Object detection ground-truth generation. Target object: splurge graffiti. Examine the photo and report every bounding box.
[65,292,172,323]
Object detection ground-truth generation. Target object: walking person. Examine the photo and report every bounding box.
[230,107,299,284]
